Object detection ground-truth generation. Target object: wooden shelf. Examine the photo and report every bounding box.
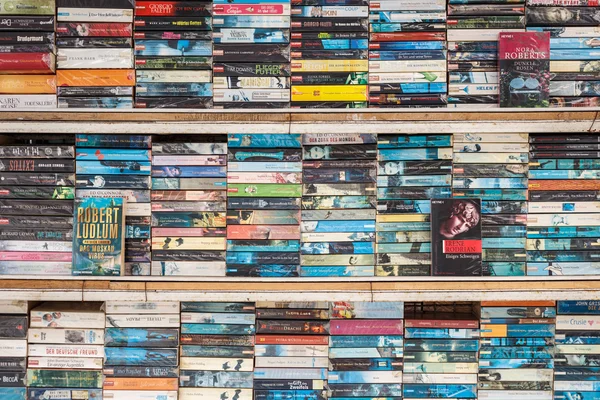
[1,277,599,302]
[0,108,598,134]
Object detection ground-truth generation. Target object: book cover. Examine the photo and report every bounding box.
[431,198,482,276]
[499,31,550,107]
[73,197,125,276]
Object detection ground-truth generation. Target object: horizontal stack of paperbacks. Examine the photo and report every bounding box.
[0,0,598,108]
[4,131,600,277]
[5,299,600,399]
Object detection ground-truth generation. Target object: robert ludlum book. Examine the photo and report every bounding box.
[431,198,482,276]
[499,31,551,107]
[73,198,125,276]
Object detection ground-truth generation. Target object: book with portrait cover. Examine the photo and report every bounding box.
[499,31,551,107]
[431,198,482,276]
[73,197,125,276]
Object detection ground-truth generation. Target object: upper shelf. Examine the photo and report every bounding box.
[0,108,598,134]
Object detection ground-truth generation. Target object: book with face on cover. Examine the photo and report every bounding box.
[431,198,482,276]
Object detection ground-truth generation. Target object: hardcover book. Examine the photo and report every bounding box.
[431,198,482,276]
[499,32,550,107]
[73,197,125,276]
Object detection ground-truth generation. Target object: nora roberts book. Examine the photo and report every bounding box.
[499,31,550,108]
[73,197,125,276]
[431,198,482,276]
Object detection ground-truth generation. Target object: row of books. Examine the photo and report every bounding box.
[1,0,598,108]
[4,131,600,277]
[3,300,600,400]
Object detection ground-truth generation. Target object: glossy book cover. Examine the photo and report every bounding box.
[73,197,125,276]
[431,198,482,276]
[499,31,550,107]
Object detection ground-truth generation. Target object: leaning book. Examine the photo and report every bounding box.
[431,198,482,276]
[73,198,125,276]
[499,31,550,108]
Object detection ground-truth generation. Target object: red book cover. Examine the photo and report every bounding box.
[499,31,550,107]
[431,198,482,276]
[0,53,55,74]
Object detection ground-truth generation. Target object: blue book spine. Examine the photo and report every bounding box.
[76,149,151,161]
[104,347,179,366]
[181,345,254,358]
[377,187,451,200]
[104,328,179,347]
[76,161,151,175]
[151,166,226,178]
[329,335,404,348]
[481,324,555,337]
[551,49,600,60]
[255,390,325,400]
[558,301,600,315]
[479,346,553,359]
[378,135,452,148]
[453,177,529,189]
[226,265,299,277]
[181,323,255,335]
[453,189,528,201]
[404,339,479,352]
[554,392,600,400]
[482,238,526,249]
[135,40,212,56]
[377,243,431,253]
[228,134,302,148]
[28,389,101,400]
[214,28,290,44]
[299,266,374,277]
[480,359,554,368]
[403,384,477,399]
[551,38,600,49]
[301,220,375,233]
[379,148,450,161]
[301,242,374,254]
[0,388,25,400]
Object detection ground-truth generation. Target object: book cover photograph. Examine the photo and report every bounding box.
[73,197,125,276]
[499,31,551,107]
[431,198,482,276]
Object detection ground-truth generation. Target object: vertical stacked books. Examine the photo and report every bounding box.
[403,309,478,400]
[453,133,529,277]
[0,301,27,400]
[368,0,448,108]
[134,1,213,109]
[180,302,256,400]
[290,0,369,108]
[377,134,452,277]
[555,300,600,399]
[104,301,180,400]
[0,136,74,277]
[301,133,377,277]
[527,1,600,107]
[56,0,134,109]
[212,0,291,108]
[328,302,404,400]
[0,0,56,110]
[478,301,556,400]
[151,135,228,277]
[254,302,329,400]
[226,133,302,277]
[446,0,525,108]
[27,302,105,400]
[74,134,152,276]
[527,133,600,277]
